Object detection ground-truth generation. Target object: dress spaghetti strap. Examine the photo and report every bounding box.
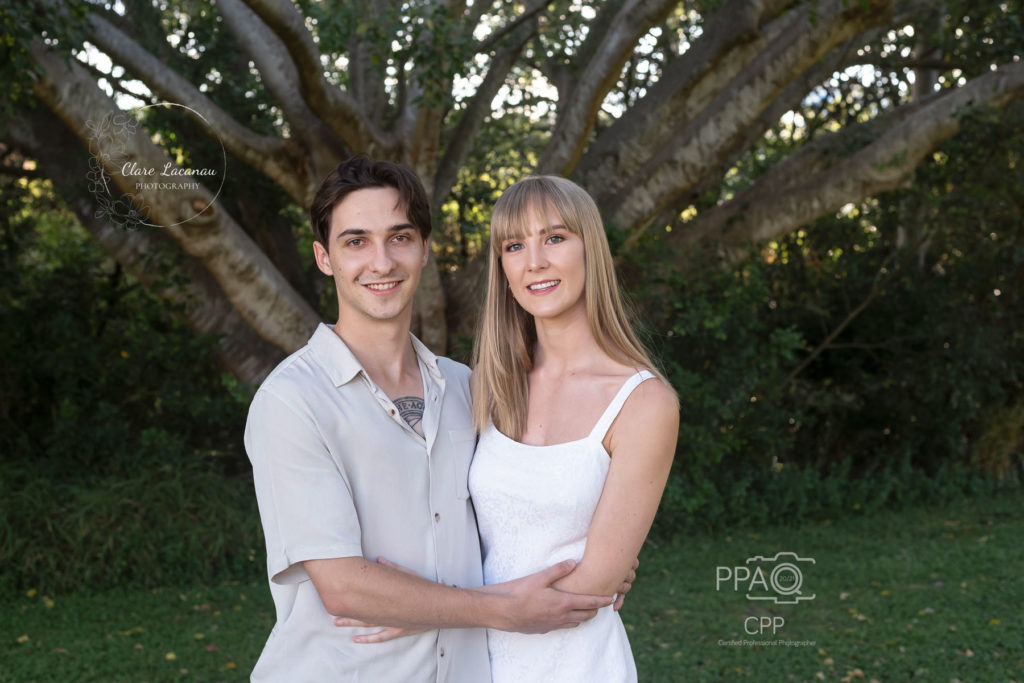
[588,370,656,443]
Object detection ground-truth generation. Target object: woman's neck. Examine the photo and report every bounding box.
[532,306,606,376]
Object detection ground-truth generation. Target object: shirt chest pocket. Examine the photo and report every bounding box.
[448,428,477,500]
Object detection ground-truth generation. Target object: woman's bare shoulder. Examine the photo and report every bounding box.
[627,374,679,418]
[604,373,679,454]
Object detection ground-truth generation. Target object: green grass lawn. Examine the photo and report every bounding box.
[3,491,1021,682]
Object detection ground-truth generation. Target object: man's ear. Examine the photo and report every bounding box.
[313,241,333,276]
[421,238,431,267]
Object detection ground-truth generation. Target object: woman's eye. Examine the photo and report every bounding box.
[504,242,523,252]
[547,234,565,244]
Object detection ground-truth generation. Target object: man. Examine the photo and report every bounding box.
[244,157,615,682]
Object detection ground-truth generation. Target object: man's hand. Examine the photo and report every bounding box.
[478,560,614,634]
[613,557,640,611]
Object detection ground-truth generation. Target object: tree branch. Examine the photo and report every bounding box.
[216,0,348,204]
[240,0,394,154]
[4,108,285,385]
[475,0,551,53]
[432,1,542,207]
[858,56,965,72]
[603,0,894,232]
[84,11,309,205]
[620,33,866,253]
[577,0,790,184]
[536,0,679,175]
[31,39,321,353]
[672,62,1024,252]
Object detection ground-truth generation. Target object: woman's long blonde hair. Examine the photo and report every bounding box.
[472,175,672,438]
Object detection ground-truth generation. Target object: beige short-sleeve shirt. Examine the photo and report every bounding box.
[244,323,489,682]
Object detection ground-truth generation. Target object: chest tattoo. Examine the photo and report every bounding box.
[394,396,425,431]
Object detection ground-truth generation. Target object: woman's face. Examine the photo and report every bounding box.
[499,202,586,323]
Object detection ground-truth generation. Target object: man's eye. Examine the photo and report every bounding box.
[346,238,364,247]
[394,233,410,242]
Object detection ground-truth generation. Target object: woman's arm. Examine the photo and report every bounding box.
[552,378,679,597]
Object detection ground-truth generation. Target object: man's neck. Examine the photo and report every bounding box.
[331,315,418,388]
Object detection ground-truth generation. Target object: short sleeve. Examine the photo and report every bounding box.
[245,387,364,585]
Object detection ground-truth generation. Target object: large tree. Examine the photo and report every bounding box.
[3,0,1022,384]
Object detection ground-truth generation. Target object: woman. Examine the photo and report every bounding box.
[468,175,679,681]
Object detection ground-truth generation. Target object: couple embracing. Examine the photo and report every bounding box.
[244,157,679,682]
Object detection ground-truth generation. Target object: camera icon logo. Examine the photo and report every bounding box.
[715,551,816,605]
[745,552,815,604]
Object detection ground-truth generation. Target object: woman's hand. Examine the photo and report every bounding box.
[333,616,429,643]
[332,557,430,643]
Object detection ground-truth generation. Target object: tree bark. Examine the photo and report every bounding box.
[536,0,679,176]
[32,40,322,354]
[587,0,893,233]
[5,108,285,385]
[672,62,1024,251]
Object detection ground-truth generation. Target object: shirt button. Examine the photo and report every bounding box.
[434,512,440,522]
[440,647,445,657]
[390,408,396,416]
[432,394,438,402]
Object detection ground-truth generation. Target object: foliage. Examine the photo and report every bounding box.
[2,492,1021,680]
[0,460,263,595]
[0,177,258,593]
[635,103,1024,537]
[0,0,87,117]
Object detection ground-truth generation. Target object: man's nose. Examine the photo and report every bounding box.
[369,242,397,273]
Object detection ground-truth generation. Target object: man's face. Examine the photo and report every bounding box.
[313,187,429,326]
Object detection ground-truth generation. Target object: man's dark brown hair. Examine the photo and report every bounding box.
[309,156,432,248]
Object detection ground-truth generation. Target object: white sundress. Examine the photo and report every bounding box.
[468,371,655,683]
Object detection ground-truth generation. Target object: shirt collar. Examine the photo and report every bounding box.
[309,322,442,387]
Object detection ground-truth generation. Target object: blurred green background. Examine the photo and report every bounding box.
[2,0,1022,680]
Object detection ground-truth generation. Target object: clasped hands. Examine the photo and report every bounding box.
[332,556,640,643]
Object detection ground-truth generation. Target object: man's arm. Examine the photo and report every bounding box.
[306,556,612,633]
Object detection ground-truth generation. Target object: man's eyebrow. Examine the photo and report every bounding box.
[335,228,367,239]
[335,223,415,239]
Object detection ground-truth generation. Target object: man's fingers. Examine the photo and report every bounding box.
[569,594,614,610]
[333,617,369,627]
[613,593,626,612]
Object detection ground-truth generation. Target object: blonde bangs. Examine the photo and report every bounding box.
[489,177,587,256]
